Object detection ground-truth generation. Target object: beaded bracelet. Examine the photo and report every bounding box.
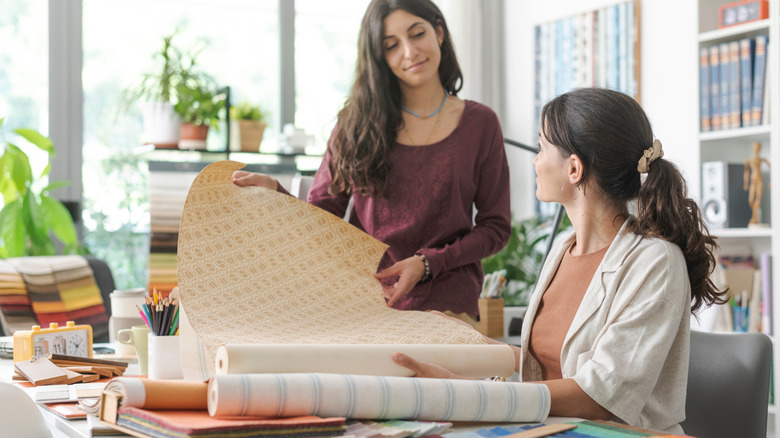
[415,253,431,283]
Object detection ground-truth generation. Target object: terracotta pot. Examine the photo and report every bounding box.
[179,123,209,150]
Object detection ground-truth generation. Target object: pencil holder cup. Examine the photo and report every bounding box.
[147,334,183,380]
[117,324,151,374]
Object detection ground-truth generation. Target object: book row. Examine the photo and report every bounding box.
[710,253,772,335]
[700,35,770,131]
[534,1,638,129]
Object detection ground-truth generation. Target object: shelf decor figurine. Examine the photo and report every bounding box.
[744,141,771,227]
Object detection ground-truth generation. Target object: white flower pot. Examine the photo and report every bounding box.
[141,101,181,148]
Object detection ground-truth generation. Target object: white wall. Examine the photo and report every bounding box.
[502,0,700,220]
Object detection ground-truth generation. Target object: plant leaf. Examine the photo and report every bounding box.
[5,143,32,195]
[22,190,56,256]
[0,154,19,204]
[14,128,55,154]
[42,180,70,194]
[0,199,26,257]
[41,194,78,252]
[40,161,51,178]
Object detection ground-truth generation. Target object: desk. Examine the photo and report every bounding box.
[1,356,633,438]
[0,354,140,438]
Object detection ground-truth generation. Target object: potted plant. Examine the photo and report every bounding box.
[482,214,572,306]
[229,101,267,152]
[125,32,183,149]
[0,118,82,257]
[173,59,225,150]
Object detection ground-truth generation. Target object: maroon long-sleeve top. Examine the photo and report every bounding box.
[306,100,511,316]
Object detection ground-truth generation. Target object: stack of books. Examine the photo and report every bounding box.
[700,35,770,131]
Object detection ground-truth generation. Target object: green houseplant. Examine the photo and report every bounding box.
[173,56,225,150]
[0,118,81,257]
[125,32,184,149]
[482,214,571,306]
[229,101,268,152]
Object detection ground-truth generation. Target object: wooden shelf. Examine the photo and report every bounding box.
[698,19,770,44]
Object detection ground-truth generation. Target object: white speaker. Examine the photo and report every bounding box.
[701,161,751,229]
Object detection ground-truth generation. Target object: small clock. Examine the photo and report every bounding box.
[719,0,769,29]
[13,321,93,363]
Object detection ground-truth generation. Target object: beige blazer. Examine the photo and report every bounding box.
[519,217,690,434]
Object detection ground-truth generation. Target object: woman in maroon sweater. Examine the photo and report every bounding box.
[232,0,511,325]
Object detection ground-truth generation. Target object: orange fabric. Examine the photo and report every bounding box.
[528,242,609,380]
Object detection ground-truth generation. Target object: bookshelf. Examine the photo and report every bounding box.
[698,1,779,436]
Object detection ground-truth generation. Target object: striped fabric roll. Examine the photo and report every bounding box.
[208,373,551,423]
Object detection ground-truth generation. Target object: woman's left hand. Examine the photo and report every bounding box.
[375,256,425,307]
[392,353,465,379]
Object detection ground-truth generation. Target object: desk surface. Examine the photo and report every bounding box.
[1,353,140,438]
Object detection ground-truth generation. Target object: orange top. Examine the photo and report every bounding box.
[528,242,609,380]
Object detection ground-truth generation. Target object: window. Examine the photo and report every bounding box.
[0,0,48,183]
[80,0,368,289]
[294,0,369,153]
[81,0,281,288]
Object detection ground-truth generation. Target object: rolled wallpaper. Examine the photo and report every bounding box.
[215,344,516,378]
[208,373,551,423]
[79,377,208,415]
[176,161,506,381]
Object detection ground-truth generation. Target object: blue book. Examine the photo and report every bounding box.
[617,2,628,93]
[752,35,769,126]
[728,41,741,129]
[700,47,711,132]
[606,5,618,90]
[555,19,565,96]
[718,42,730,130]
[626,1,637,97]
[740,38,755,127]
[708,45,721,130]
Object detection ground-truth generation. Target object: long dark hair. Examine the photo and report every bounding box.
[541,88,727,313]
[329,0,463,197]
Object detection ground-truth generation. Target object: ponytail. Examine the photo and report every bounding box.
[628,157,727,313]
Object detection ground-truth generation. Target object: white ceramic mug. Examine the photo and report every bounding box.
[147,334,183,380]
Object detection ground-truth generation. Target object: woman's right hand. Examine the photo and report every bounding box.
[231,171,278,190]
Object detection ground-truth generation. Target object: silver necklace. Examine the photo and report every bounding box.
[401,89,448,119]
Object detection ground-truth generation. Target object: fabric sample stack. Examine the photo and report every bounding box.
[0,261,37,334]
[0,256,108,340]
[148,161,203,296]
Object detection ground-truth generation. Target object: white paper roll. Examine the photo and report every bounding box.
[216,344,515,378]
[214,344,516,378]
[208,373,550,423]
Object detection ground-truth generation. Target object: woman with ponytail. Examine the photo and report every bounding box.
[232,0,511,325]
[394,88,727,434]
